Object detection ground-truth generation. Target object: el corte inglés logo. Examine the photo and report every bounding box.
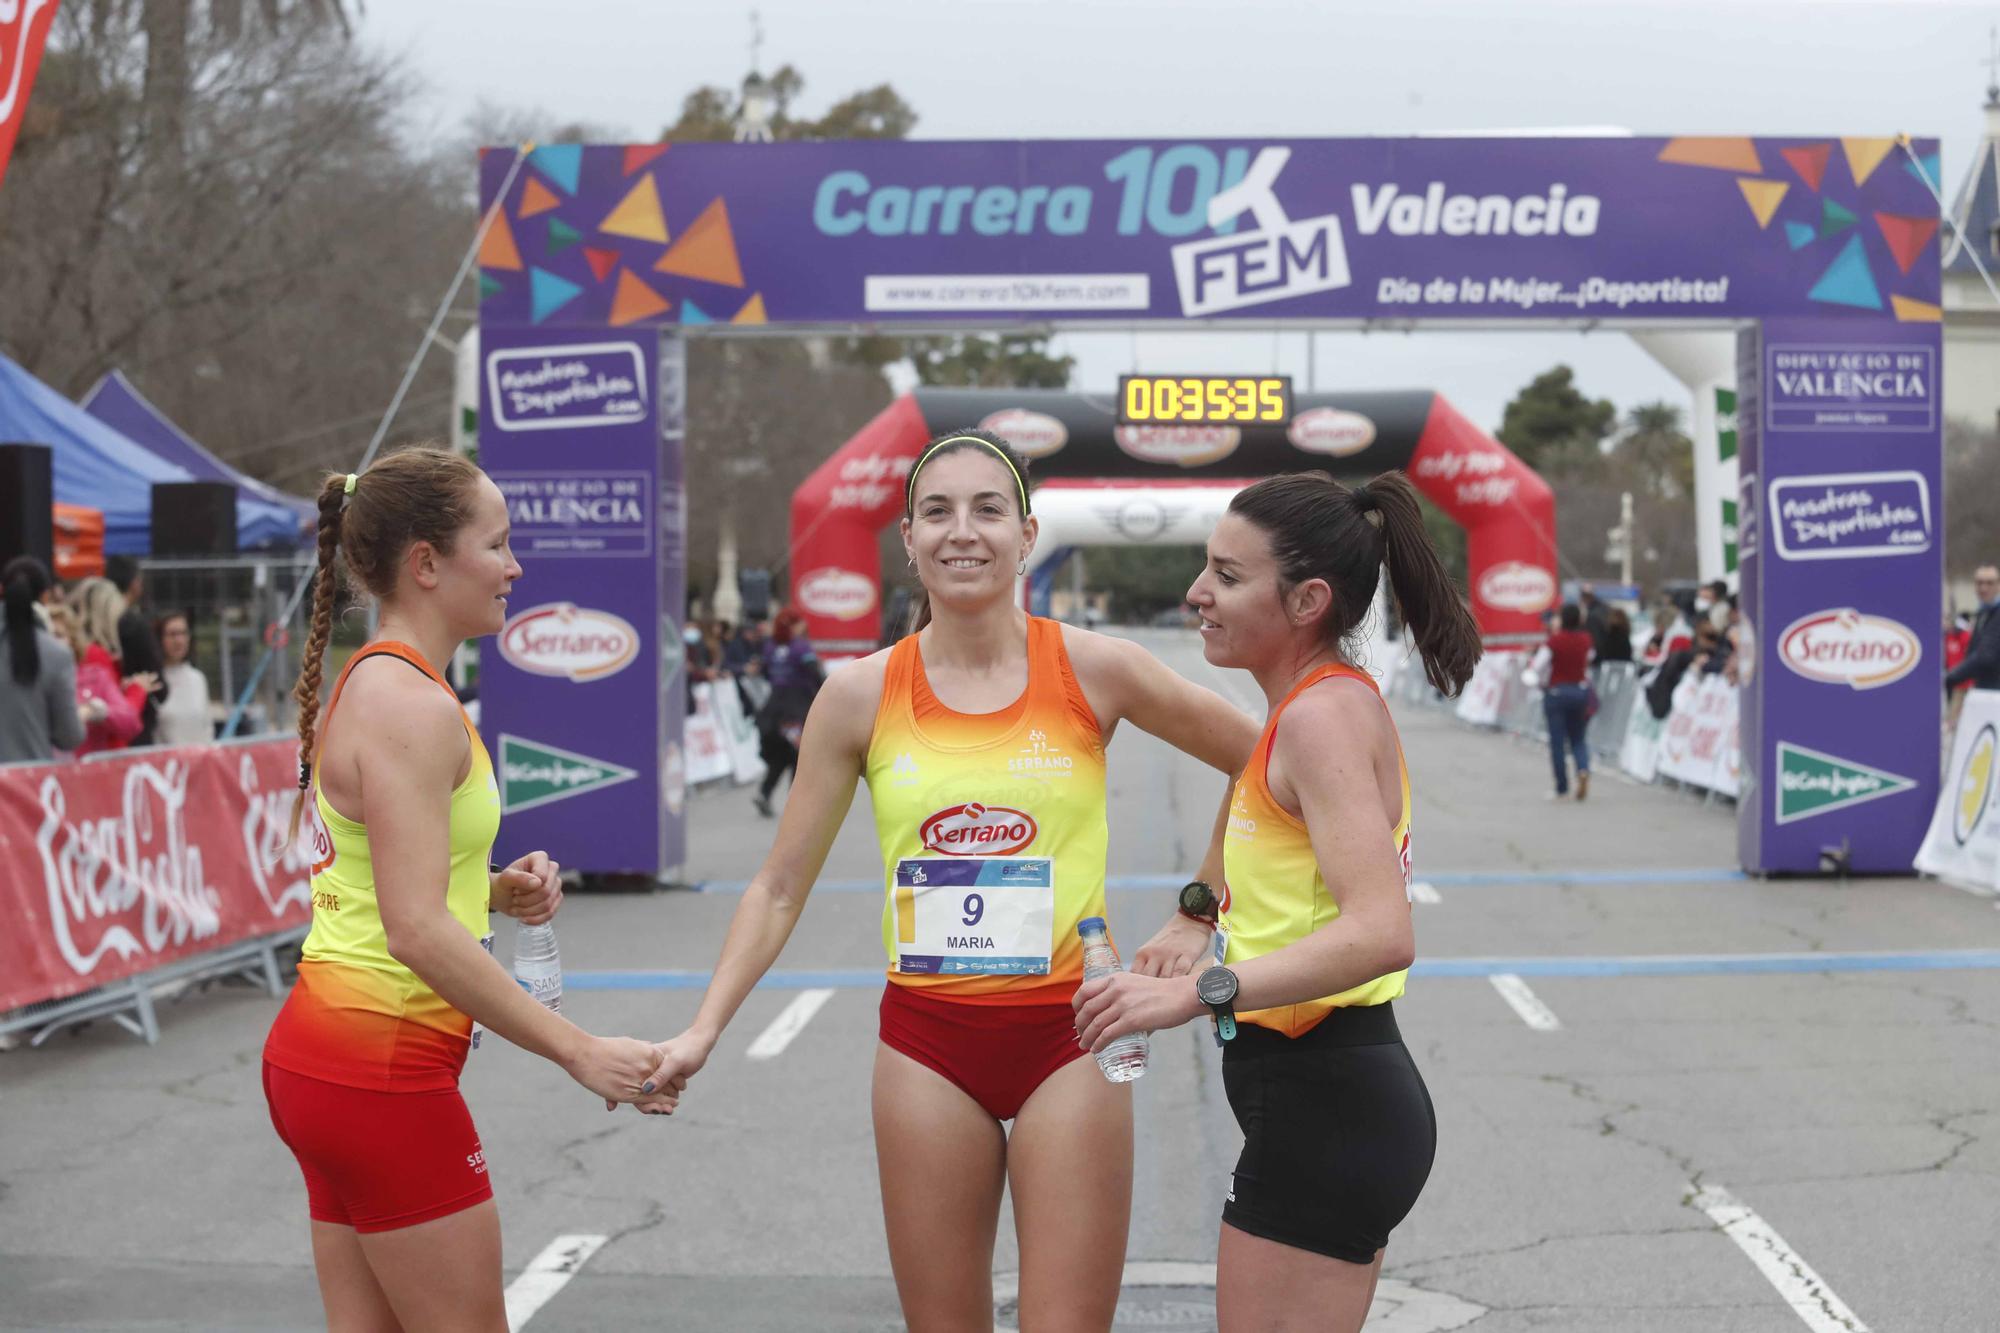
[919,802,1039,856]
[1774,741,1916,825]
[498,734,639,815]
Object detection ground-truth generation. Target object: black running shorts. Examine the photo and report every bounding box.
[1220,1001,1436,1264]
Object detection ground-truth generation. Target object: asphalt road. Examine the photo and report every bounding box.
[4,628,1996,1332]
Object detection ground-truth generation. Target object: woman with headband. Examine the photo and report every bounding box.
[640,430,1259,1331]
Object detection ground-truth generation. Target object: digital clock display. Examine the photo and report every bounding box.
[1117,374,1292,426]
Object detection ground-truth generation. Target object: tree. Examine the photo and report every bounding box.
[1496,365,1617,475]
[908,334,1075,390]
[660,65,915,143]
[1612,401,1695,500]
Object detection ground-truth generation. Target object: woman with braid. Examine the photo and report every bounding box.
[262,447,667,1332]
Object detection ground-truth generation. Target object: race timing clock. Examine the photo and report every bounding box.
[1117,374,1291,427]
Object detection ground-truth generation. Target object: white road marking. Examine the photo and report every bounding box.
[1689,1182,1871,1333]
[994,1264,1485,1331]
[1489,973,1561,1029]
[746,987,835,1060]
[1411,879,1442,904]
[504,1233,607,1331]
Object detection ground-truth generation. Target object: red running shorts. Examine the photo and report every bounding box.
[262,1062,493,1233]
[878,983,1089,1121]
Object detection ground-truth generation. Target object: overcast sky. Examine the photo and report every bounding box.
[366,0,1997,432]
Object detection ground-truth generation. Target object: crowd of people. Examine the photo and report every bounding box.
[0,552,215,766]
[679,606,823,815]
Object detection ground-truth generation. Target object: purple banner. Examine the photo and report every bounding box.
[478,325,686,876]
[477,137,1941,327]
[1738,318,1943,874]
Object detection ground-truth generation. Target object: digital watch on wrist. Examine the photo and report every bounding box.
[1196,965,1239,1046]
[1177,879,1218,926]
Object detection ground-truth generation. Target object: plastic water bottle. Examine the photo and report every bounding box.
[1077,916,1148,1083]
[513,922,563,1013]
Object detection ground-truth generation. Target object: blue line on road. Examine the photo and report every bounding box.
[567,949,2000,991]
[689,868,1749,894]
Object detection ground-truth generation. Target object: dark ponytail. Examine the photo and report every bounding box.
[3,555,53,687]
[1357,472,1482,696]
[902,429,1034,636]
[1227,470,1482,697]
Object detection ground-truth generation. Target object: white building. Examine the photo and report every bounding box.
[1945,89,2000,432]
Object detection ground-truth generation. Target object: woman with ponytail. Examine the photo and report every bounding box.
[0,555,84,762]
[1074,470,1481,1333]
[261,447,666,1332]
[637,429,1261,1331]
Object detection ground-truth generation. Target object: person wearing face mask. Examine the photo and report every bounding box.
[637,430,1259,1332]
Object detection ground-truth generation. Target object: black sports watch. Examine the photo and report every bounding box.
[1177,879,1218,926]
[1196,965,1239,1045]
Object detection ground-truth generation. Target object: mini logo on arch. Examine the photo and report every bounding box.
[919,802,1038,855]
[979,408,1068,459]
[500,603,640,682]
[796,568,878,621]
[1475,561,1555,613]
[1778,609,1920,690]
[1287,408,1377,458]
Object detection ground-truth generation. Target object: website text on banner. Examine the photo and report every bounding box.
[476,137,1941,329]
[1917,691,2000,895]
[0,738,310,1013]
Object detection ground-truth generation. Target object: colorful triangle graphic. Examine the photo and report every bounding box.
[528,144,583,195]
[624,144,670,177]
[584,247,620,282]
[1891,294,1942,323]
[1840,137,1896,187]
[478,273,502,300]
[1903,151,1942,191]
[1779,143,1831,192]
[546,217,583,256]
[1658,137,1762,173]
[477,210,523,271]
[529,267,584,323]
[732,293,767,324]
[518,177,561,219]
[680,299,713,325]
[600,174,670,245]
[1736,178,1789,229]
[1784,220,1816,251]
[1819,197,1857,238]
[608,269,672,326]
[654,198,744,287]
[1807,234,1882,311]
[1873,212,1939,274]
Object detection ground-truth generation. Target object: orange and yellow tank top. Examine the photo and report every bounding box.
[865,617,1109,1006]
[1221,663,1412,1038]
[263,642,500,1091]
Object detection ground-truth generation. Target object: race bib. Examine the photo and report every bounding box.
[892,857,1054,976]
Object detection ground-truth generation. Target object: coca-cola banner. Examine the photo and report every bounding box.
[1736,318,1943,873]
[0,739,310,1013]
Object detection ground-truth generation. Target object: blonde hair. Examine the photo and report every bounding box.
[67,577,126,658]
[45,603,86,661]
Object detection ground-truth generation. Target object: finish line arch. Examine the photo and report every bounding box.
[789,387,1555,654]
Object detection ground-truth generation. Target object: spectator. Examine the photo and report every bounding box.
[0,556,85,763]
[1599,607,1634,663]
[1646,619,1724,720]
[64,577,156,754]
[752,609,821,817]
[1529,603,1596,801]
[153,611,214,746]
[1578,582,1611,654]
[1946,564,2000,694]
[1694,579,1731,634]
[722,618,763,676]
[104,554,167,745]
[1640,603,1692,667]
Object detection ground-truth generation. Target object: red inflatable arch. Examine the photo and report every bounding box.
[789,388,1555,654]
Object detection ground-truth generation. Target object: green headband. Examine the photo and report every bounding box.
[904,436,1030,518]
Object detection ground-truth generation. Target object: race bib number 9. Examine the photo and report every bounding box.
[893,857,1054,976]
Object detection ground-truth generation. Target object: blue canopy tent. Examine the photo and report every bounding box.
[81,370,314,548]
[0,354,303,555]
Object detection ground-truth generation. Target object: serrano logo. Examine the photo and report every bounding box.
[1475,561,1555,613]
[1286,408,1377,457]
[795,568,878,621]
[1113,424,1241,468]
[978,408,1068,459]
[1777,609,1920,690]
[499,603,639,682]
[919,802,1038,855]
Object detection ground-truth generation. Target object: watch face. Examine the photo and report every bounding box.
[1180,881,1216,916]
[1197,967,1236,1007]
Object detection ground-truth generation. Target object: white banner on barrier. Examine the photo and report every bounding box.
[685,684,734,786]
[1916,690,2000,894]
[1654,675,1739,796]
[1456,652,1517,727]
[710,678,768,786]
[1620,689,1666,784]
